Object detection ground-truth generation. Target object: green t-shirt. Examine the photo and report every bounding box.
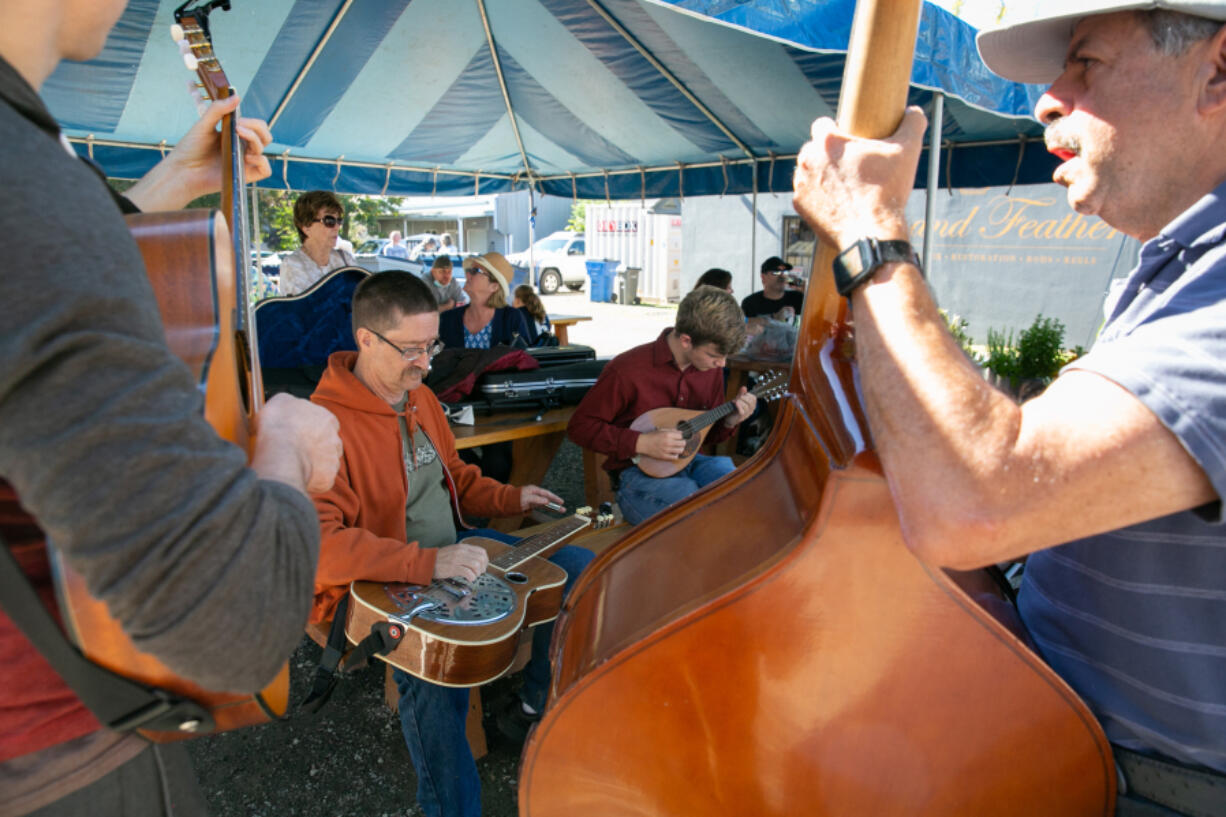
[395,398,457,550]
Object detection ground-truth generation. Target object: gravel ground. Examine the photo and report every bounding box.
[186,441,589,817]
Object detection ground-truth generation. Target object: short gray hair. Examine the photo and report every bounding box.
[1138,10,1223,56]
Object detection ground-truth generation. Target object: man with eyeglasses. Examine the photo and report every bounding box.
[308,271,593,817]
[278,190,359,296]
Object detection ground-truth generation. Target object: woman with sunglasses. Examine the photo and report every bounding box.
[438,252,530,350]
[278,190,359,296]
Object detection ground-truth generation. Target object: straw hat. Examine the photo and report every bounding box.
[977,1,1226,84]
[465,252,512,300]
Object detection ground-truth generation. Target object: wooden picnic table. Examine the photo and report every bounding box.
[546,313,592,346]
[451,405,574,531]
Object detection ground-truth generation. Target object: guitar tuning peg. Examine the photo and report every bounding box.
[183,52,199,71]
[169,23,184,42]
[177,39,191,55]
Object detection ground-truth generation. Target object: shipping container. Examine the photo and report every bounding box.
[585,200,683,304]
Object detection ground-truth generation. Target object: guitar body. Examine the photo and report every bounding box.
[346,535,568,687]
[629,406,710,478]
[50,210,286,742]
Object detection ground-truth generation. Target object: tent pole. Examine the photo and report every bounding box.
[750,159,758,294]
[528,186,537,290]
[923,90,944,275]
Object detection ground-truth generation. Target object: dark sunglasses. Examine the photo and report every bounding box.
[313,214,343,228]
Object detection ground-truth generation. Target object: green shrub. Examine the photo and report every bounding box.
[983,315,1068,393]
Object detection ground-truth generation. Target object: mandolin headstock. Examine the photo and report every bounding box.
[751,370,789,403]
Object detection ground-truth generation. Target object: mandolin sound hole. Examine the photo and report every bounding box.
[504,572,528,584]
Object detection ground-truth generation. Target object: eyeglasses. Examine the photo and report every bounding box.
[313,215,343,228]
[369,329,444,363]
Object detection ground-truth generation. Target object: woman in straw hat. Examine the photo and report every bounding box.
[439,252,531,349]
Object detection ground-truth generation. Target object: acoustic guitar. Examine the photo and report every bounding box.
[345,508,612,688]
[49,3,286,743]
[518,2,1116,815]
[631,370,787,477]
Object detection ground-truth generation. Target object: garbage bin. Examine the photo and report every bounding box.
[586,259,616,303]
[619,266,641,305]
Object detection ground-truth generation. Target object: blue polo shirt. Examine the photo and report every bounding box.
[1018,180,1226,773]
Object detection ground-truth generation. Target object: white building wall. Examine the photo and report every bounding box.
[680,193,796,300]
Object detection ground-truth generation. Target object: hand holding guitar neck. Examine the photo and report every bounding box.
[723,386,757,428]
[123,95,272,212]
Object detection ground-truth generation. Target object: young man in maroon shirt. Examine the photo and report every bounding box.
[568,286,756,524]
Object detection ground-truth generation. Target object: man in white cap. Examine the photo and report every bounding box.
[793,4,1226,815]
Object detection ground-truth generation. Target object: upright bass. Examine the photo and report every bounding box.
[518,1,1115,814]
[49,2,284,741]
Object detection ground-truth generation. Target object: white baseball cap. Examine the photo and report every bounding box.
[976,1,1226,84]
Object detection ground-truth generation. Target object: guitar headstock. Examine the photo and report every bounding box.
[170,2,233,105]
[751,370,789,403]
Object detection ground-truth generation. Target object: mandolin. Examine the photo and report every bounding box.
[345,508,613,687]
[49,1,284,742]
[630,370,787,477]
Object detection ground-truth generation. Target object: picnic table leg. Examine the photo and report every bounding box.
[554,325,569,345]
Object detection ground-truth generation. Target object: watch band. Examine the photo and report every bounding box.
[832,238,922,296]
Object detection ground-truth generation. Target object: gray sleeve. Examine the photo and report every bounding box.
[0,124,319,692]
[1065,251,1226,520]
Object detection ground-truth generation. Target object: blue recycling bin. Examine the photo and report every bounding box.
[586,259,616,303]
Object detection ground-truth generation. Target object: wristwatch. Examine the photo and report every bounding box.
[832,238,922,296]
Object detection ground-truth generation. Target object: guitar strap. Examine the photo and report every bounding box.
[0,533,215,736]
[301,594,403,714]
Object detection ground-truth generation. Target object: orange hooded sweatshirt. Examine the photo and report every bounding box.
[308,351,523,624]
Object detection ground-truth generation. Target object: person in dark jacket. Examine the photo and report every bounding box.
[439,253,529,349]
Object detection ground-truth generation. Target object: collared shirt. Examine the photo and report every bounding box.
[1019,179,1226,773]
[567,329,734,472]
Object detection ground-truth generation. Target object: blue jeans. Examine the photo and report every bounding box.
[392,529,593,817]
[616,454,737,525]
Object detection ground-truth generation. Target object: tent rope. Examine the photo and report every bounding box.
[676,161,684,203]
[380,163,393,196]
[639,166,646,210]
[570,172,577,200]
[281,149,291,188]
[720,155,729,197]
[767,150,777,194]
[1008,139,1025,197]
[331,155,344,190]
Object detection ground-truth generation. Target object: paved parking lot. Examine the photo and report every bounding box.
[539,289,676,358]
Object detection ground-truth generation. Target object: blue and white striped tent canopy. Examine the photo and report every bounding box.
[44,0,1054,199]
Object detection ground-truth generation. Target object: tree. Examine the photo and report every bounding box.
[566,200,602,234]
